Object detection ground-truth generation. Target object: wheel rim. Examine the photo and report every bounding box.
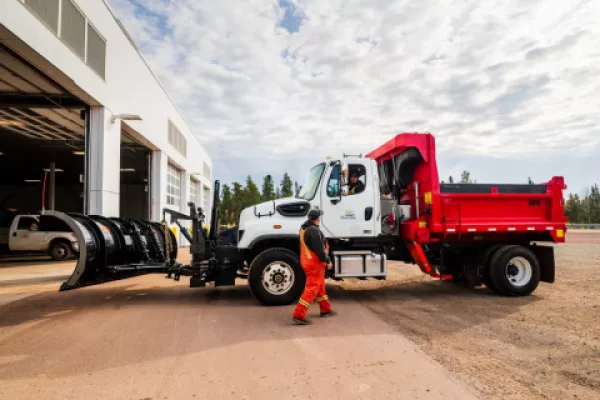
[54,246,66,258]
[505,256,532,287]
[261,261,295,295]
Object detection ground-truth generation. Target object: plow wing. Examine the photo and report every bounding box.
[47,211,178,291]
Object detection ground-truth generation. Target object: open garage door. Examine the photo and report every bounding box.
[120,128,151,220]
[0,43,87,223]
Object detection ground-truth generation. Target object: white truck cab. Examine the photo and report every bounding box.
[235,157,390,305]
[238,156,382,250]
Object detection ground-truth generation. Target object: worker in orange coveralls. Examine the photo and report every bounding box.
[292,209,337,325]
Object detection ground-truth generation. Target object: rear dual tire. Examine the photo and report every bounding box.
[485,245,540,296]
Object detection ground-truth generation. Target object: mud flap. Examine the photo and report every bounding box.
[46,211,178,291]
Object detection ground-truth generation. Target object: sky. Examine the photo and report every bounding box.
[107,0,600,196]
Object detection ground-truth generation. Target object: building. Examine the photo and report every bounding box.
[0,0,212,240]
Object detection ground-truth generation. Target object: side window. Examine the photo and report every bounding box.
[347,164,367,195]
[327,165,341,198]
[17,217,37,230]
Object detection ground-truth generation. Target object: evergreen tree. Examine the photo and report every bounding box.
[460,171,473,184]
[565,193,583,223]
[564,185,600,224]
[220,184,233,225]
[261,175,276,201]
[280,173,293,197]
[276,186,281,199]
[528,177,534,184]
[591,184,600,222]
[448,175,454,184]
[231,182,245,225]
[294,181,302,197]
[245,176,261,206]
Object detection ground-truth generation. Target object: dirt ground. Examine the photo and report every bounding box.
[0,231,598,399]
[339,230,600,399]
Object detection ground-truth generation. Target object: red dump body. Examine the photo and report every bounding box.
[366,133,568,244]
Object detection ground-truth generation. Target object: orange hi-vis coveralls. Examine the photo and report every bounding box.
[292,221,332,320]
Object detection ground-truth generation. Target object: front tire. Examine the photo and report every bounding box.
[488,245,540,296]
[50,241,72,261]
[248,248,305,306]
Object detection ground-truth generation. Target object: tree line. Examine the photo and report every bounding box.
[218,173,302,226]
[565,184,600,224]
[216,170,600,226]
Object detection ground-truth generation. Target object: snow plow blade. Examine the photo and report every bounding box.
[46,211,178,291]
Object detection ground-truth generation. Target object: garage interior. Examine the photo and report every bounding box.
[0,43,87,222]
[120,127,151,220]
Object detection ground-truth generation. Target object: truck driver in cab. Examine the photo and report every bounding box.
[348,170,365,195]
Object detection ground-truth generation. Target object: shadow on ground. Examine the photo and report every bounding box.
[0,276,538,379]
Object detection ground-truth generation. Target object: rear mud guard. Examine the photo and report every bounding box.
[46,211,178,291]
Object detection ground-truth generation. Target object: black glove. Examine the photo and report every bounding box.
[325,263,334,279]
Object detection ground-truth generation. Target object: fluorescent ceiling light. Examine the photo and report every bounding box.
[43,168,64,172]
[0,120,25,127]
[24,179,41,183]
[73,151,85,155]
[120,168,136,172]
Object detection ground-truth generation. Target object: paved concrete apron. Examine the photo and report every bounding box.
[0,276,477,399]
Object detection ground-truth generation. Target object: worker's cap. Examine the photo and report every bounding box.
[307,209,323,221]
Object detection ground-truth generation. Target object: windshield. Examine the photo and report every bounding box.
[296,163,326,200]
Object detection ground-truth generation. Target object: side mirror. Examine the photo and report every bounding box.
[340,162,349,186]
[340,162,349,196]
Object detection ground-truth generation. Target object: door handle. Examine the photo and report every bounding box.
[365,207,373,221]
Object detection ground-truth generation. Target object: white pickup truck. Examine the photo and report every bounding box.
[0,214,79,261]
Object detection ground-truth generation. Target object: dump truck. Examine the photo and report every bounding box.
[49,132,567,305]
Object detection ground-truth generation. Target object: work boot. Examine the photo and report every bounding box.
[320,310,338,318]
[293,316,312,325]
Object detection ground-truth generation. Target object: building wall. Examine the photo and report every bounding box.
[0,0,212,228]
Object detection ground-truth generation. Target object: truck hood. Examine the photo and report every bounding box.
[247,197,311,219]
[237,198,312,249]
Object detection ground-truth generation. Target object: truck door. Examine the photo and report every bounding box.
[10,216,42,251]
[319,161,376,238]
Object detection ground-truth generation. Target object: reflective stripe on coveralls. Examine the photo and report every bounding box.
[293,227,331,320]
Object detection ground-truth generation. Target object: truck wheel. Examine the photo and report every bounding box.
[488,245,540,296]
[50,241,72,261]
[482,244,505,293]
[248,248,305,306]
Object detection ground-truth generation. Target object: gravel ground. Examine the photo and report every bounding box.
[339,231,600,399]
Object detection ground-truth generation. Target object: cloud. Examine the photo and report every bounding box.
[108,0,600,195]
